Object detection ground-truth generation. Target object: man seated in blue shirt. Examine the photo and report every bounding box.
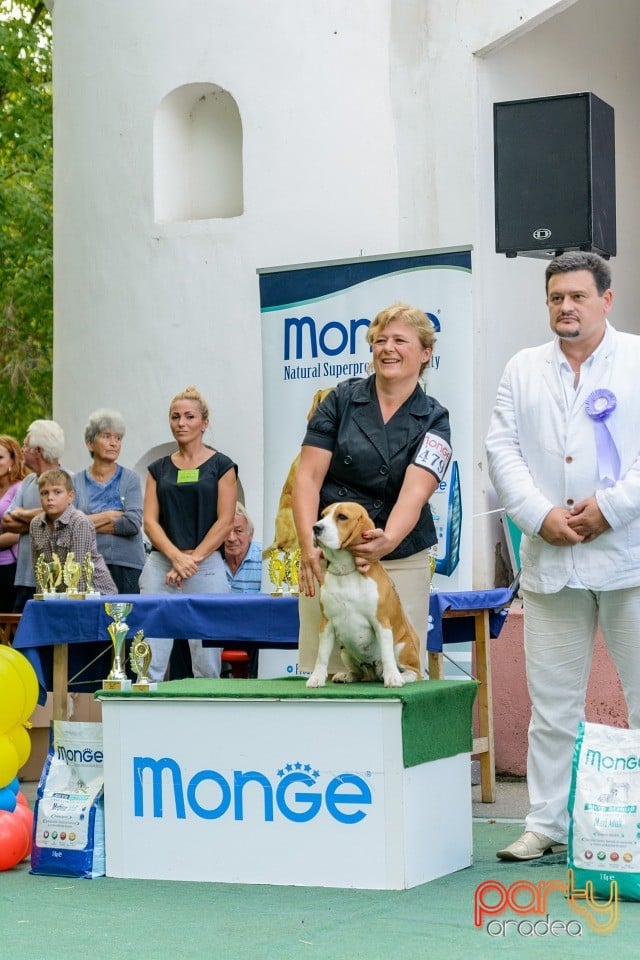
[222,502,262,677]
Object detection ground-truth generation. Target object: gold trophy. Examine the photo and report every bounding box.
[130,631,157,691]
[48,553,63,591]
[34,554,48,600]
[63,552,84,597]
[428,550,437,591]
[285,548,301,596]
[41,553,63,599]
[268,548,287,596]
[82,552,99,597]
[103,601,133,690]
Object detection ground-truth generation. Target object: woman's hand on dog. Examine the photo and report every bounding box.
[349,527,389,572]
[299,547,325,597]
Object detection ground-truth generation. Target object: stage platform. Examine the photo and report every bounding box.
[97,677,477,889]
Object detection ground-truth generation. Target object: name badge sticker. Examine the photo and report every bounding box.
[414,433,452,481]
[177,469,200,484]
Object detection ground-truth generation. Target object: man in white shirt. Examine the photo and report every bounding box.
[486,251,640,860]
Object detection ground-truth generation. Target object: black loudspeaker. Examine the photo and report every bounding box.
[494,92,616,258]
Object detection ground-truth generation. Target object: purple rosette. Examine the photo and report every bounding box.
[585,388,617,422]
[584,388,620,484]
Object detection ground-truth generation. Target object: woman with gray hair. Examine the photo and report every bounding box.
[73,408,145,593]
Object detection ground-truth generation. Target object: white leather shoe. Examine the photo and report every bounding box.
[496,831,567,861]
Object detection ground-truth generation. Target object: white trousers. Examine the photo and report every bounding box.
[298,549,431,676]
[139,550,227,681]
[523,585,640,842]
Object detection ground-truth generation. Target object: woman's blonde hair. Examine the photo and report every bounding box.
[367,302,436,375]
[0,435,28,484]
[169,385,210,422]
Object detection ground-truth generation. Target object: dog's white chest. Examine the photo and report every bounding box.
[320,572,381,653]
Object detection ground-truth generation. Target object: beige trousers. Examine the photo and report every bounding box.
[297,549,431,676]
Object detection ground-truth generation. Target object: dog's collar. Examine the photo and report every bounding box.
[325,559,358,576]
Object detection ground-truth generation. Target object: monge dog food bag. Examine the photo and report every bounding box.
[568,720,640,900]
[30,721,105,879]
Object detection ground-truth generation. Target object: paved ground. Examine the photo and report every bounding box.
[472,777,529,821]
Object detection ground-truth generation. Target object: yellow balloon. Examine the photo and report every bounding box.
[6,724,31,769]
[0,657,25,735]
[0,646,38,722]
[0,734,19,789]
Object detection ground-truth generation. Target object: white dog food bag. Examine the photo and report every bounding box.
[568,721,640,900]
[30,720,105,879]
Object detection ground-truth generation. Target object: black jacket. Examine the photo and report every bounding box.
[302,376,451,559]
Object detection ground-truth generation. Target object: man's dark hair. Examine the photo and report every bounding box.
[545,251,611,295]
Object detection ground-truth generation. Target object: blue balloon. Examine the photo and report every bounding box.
[0,786,17,812]
[6,777,20,795]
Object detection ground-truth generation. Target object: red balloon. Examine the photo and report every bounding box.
[15,791,28,807]
[11,803,33,858]
[0,809,29,870]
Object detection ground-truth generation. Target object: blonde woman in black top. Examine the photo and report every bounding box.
[140,386,238,680]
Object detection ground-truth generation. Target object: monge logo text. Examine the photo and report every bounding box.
[281,312,442,382]
[133,757,373,824]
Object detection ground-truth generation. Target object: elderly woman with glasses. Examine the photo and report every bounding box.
[72,408,146,593]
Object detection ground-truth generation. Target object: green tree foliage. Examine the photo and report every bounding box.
[0,0,52,443]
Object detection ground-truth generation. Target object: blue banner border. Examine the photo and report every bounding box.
[258,247,472,311]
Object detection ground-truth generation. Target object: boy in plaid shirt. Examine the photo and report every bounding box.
[30,469,116,595]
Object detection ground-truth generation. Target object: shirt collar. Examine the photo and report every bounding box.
[554,319,612,371]
[42,504,76,528]
[58,504,76,525]
[353,374,428,412]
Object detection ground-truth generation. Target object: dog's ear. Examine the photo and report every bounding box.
[341,506,374,548]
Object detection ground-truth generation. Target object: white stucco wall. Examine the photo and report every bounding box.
[52,0,401,522]
[50,0,638,586]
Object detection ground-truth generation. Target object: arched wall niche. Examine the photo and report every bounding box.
[154,82,244,222]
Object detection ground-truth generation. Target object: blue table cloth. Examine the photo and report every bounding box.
[14,593,300,702]
[14,588,514,702]
[427,586,514,652]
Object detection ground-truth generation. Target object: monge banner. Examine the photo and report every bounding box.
[258,247,472,592]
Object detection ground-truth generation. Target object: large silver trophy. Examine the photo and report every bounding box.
[103,602,133,691]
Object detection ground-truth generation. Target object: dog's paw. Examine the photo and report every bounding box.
[306,672,327,688]
[399,669,419,683]
[332,671,355,684]
[384,671,405,688]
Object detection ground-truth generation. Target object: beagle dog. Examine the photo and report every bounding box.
[306,502,423,688]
